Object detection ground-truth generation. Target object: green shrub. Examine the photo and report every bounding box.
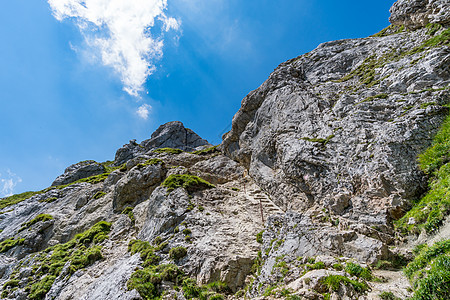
[379,291,401,300]
[19,214,53,232]
[307,261,326,270]
[169,246,187,260]
[256,231,264,244]
[182,278,203,299]
[345,262,373,280]
[0,238,25,252]
[153,148,183,154]
[206,281,230,294]
[182,228,192,235]
[332,263,344,271]
[161,174,215,194]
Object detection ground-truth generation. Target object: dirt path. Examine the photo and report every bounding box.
[366,270,411,299]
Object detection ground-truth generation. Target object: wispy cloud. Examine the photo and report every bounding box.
[136,104,152,120]
[48,0,180,97]
[0,170,22,198]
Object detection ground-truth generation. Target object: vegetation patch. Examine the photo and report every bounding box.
[191,145,220,156]
[101,161,126,173]
[356,93,388,105]
[39,197,58,203]
[153,148,183,155]
[0,221,110,299]
[321,275,369,294]
[136,158,164,169]
[345,262,372,280]
[0,238,25,253]
[121,207,135,223]
[127,239,229,300]
[169,246,187,260]
[379,291,401,300]
[396,112,450,234]
[92,191,106,200]
[301,134,335,145]
[371,24,405,37]
[256,231,264,244]
[19,214,53,232]
[161,174,215,194]
[404,240,450,300]
[0,191,43,210]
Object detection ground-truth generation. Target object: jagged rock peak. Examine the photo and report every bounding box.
[144,121,210,151]
[390,0,450,29]
[114,121,211,165]
[51,160,105,186]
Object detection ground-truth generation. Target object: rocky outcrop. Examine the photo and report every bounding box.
[222,12,450,227]
[114,121,211,165]
[390,0,450,29]
[0,1,448,299]
[51,160,106,186]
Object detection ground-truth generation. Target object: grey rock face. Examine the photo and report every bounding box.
[112,161,166,212]
[222,22,450,226]
[51,160,106,186]
[390,0,450,29]
[114,121,211,165]
[143,121,211,151]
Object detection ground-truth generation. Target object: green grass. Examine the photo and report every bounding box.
[336,28,449,88]
[321,275,369,294]
[356,93,388,105]
[152,148,183,155]
[404,240,450,300]
[136,158,164,169]
[161,174,215,194]
[121,207,135,223]
[371,25,405,37]
[0,191,43,210]
[379,291,401,300]
[19,214,53,232]
[396,112,450,234]
[256,231,264,244]
[345,262,373,280]
[126,239,228,300]
[0,238,25,252]
[1,221,111,299]
[169,246,187,260]
[191,145,220,156]
[306,261,326,270]
[39,197,58,203]
[301,134,335,145]
[92,191,106,200]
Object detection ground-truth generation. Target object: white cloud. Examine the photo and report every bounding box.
[48,0,180,96]
[0,170,22,198]
[136,104,152,120]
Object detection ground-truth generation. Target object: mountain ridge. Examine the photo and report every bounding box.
[0,0,449,299]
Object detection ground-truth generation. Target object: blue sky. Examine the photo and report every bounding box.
[0,0,395,196]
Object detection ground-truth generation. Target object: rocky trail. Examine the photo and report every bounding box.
[0,0,449,299]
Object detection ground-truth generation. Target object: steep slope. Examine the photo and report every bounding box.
[0,1,449,300]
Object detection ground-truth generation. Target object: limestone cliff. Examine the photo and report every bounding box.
[0,1,449,299]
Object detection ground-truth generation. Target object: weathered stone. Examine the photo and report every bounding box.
[112,162,166,212]
[390,0,450,29]
[52,160,106,186]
